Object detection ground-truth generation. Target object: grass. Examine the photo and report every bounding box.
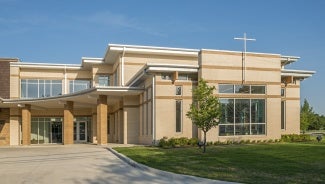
[114,142,325,184]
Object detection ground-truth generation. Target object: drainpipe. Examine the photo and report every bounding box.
[121,47,126,86]
[152,75,156,144]
[64,65,67,94]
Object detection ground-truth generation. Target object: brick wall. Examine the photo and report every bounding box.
[0,61,10,99]
[0,108,10,146]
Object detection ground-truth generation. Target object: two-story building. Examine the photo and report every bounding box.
[0,44,315,146]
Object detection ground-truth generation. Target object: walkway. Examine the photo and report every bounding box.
[0,144,235,184]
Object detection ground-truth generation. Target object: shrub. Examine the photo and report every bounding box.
[188,137,199,146]
[178,137,189,146]
[245,140,250,144]
[281,134,312,142]
[158,137,170,148]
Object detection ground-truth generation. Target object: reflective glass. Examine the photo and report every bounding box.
[251,86,265,94]
[220,99,234,124]
[219,125,234,136]
[251,99,265,123]
[235,99,250,123]
[251,124,265,135]
[235,85,250,93]
[219,84,234,93]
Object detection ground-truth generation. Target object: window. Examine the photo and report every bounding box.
[235,85,250,94]
[178,73,197,81]
[161,73,172,80]
[281,101,285,130]
[98,75,110,86]
[281,88,285,97]
[251,86,265,94]
[219,98,266,136]
[218,84,266,94]
[176,86,182,95]
[235,99,250,124]
[219,84,234,93]
[21,79,62,98]
[69,80,90,93]
[176,100,182,132]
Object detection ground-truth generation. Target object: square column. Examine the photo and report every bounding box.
[97,95,107,145]
[22,104,31,145]
[64,101,74,145]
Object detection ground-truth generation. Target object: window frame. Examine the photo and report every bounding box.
[219,98,266,136]
[21,79,62,99]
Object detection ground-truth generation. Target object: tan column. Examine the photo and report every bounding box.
[97,95,107,145]
[123,109,128,144]
[64,101,74,145]
[92,108,97,143]
[22,104,31,145]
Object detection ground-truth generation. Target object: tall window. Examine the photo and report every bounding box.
[281,88,285,97]
[69,80,91,93]
[21,79,62,98]
[98,75,110,86]
[219,99,266,136]
[281,101,285,129]
[176,100,182,132]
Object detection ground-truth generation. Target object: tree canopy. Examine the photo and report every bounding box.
[186,79,221,152]
[300,99,325,131]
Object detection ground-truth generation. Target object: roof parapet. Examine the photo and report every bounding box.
[281,55,300,66]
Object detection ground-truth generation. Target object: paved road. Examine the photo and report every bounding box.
[0,144,234,184]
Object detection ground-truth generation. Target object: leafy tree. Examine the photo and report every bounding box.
[186,79,221,153]
[300,99,316,133]
[308,114,325,130]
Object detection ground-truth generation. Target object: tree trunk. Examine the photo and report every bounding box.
[203,131,207,153]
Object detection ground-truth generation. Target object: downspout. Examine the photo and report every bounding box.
[121,47,126,86]
[64,65,67,94]
[152,75,156,144]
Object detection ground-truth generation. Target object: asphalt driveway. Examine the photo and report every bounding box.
[0,144,233,184]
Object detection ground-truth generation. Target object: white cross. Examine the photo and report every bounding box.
[234,33,256,83]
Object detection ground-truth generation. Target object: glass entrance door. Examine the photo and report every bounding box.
[74,121,87,143]
[51,122,62,143]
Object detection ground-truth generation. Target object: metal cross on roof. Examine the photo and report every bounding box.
[234,33,256,83]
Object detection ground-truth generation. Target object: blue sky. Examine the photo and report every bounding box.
[1,0,324,114]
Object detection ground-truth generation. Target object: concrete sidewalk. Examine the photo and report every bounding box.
[0,144,236,184]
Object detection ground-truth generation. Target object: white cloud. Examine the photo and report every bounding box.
[76,11,166,37]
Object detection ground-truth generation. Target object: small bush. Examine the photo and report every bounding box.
[188,138,199,146]
[158,137,170,148]
[245,140,250,144]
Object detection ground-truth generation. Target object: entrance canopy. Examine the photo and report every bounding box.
[0,86,143,109]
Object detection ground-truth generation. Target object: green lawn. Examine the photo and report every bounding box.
[114,143,325,184]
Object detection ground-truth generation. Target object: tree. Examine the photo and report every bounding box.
[300,99,316,133]
[186,79,221,153]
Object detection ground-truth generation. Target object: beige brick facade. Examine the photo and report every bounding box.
[0,44,315,146]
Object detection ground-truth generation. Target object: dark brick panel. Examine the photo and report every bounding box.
[0,62,10,99]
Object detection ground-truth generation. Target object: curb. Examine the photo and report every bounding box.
[107,147,238,184]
